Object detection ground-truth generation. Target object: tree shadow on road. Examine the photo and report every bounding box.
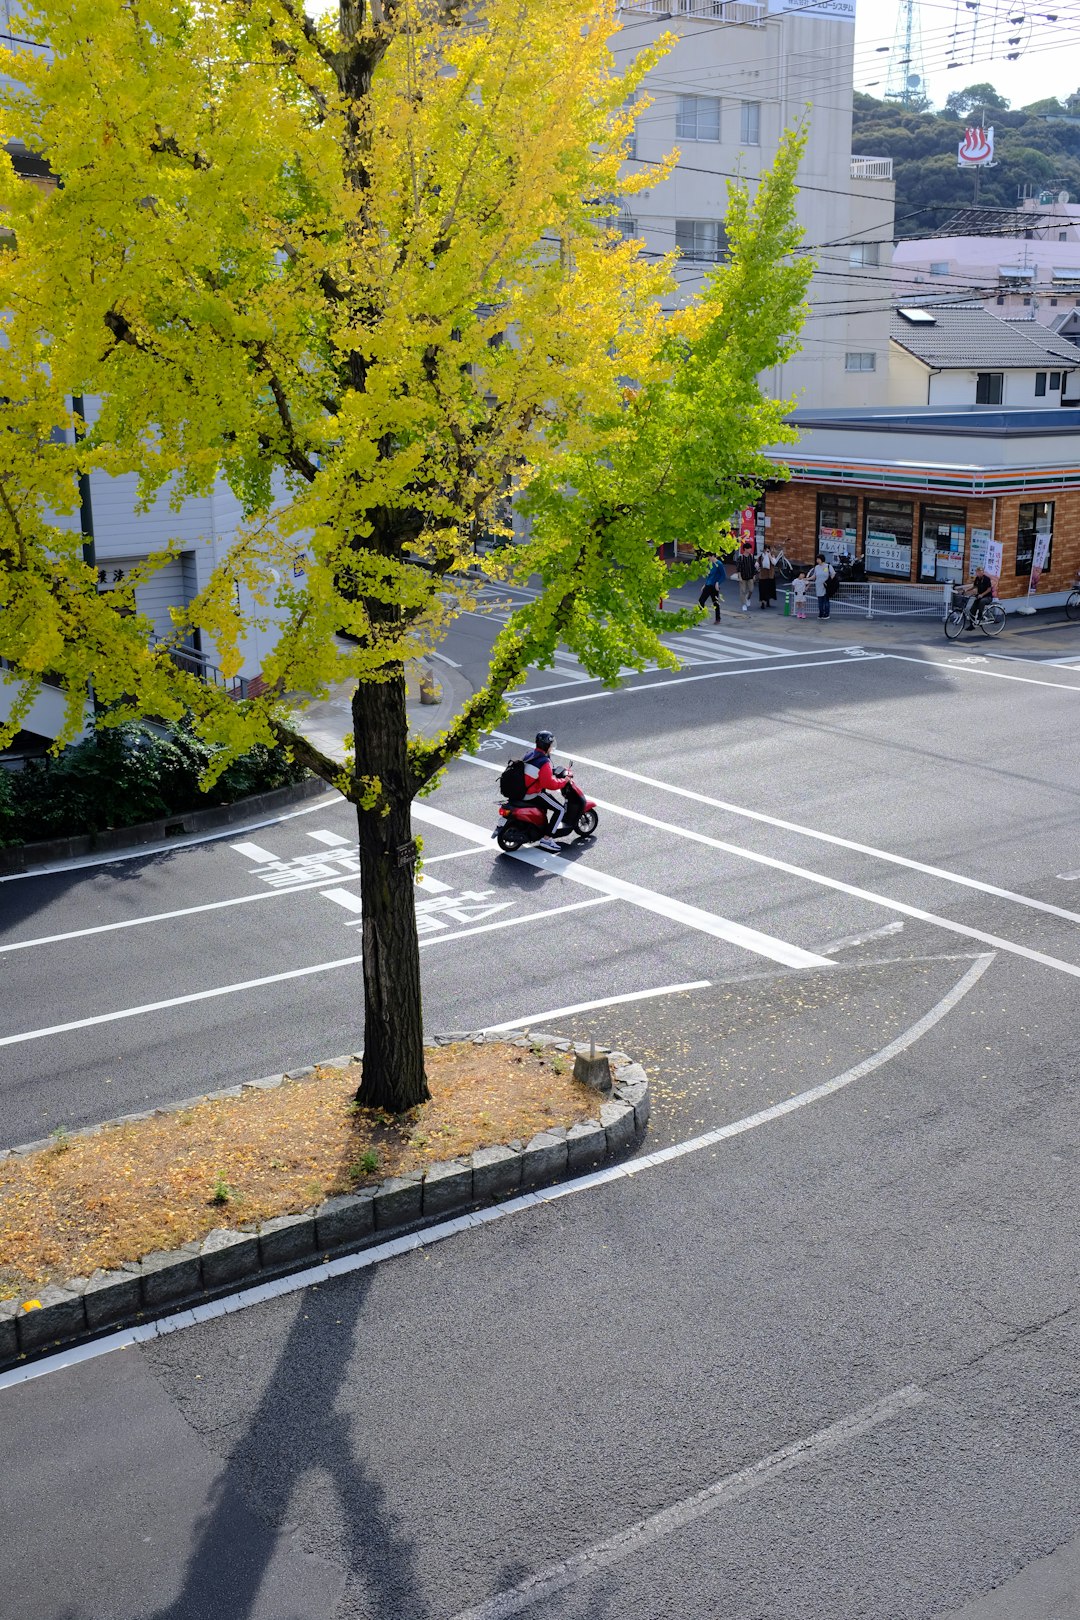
[122,1276,424,1620]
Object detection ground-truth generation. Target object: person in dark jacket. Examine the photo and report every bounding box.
[697,554,725,624]
[735,541,757,613]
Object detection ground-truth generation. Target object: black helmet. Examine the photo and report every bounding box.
[535,730,555,750]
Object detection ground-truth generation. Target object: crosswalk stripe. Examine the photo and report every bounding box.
[306,829,351,847]
[322,887,363,915]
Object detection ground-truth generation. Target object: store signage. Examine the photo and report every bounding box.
[1028,529,1051,597]
[958,127,994,168]
[968,527,991,570]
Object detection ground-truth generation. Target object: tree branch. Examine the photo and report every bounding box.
[272,720,353,793]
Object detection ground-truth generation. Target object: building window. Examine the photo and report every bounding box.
[1023,295,1032,305]
[1036,372,1047,396]
[676,94,721,142]
[930,261,949,276]
[849,242,880,267]
[845,351,876,372]
[996,294,1005,305]
[1016,501,1054,576]
[605,215,638,241]
[675,220,727,262]
[1060,230,1068,241]
[740,101,760,145]
[918,504,966,585]
[817,493,858,564]
[864,498,914,579]
[1051,297,1059,306]
[976,372,1004,404]
[1050,371,1062,390]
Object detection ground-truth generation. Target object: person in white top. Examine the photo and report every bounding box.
[806,554,834,619]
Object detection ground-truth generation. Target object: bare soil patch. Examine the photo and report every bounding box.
[0,1043,595,1294]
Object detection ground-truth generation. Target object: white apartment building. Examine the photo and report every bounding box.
[612,0,895,408]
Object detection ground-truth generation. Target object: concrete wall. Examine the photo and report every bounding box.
[612,2,894,412]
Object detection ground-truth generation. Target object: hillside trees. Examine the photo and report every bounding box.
[0,0,810,1110]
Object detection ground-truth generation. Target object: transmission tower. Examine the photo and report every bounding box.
[884,0,927,108]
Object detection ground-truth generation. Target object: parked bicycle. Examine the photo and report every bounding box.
[1066,587,1080,622]
[943,588,1006,639]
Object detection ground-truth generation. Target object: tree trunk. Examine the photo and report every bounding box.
[352,668,430,1112]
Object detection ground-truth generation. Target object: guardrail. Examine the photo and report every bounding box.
[850,156,894,181]
[785,581,950,619]
[619,0,765,19]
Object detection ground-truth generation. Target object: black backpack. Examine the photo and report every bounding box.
[499,758,527,800]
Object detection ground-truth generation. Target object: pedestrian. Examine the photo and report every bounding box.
[735,540,757,613]
[793,571,808,619]
[756,543,777,610]
[807,553,834,619]
[696,553,725,624]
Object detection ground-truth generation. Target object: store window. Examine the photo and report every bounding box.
[1016,502,1054,576]
[918,505,966,586]
[817,493,858,565]
[976,372,1004,404]
[864,498,914,578]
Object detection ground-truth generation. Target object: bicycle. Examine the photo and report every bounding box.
[1066,587,1080,622]
[770,546,797,583]
[943,589,1006,639]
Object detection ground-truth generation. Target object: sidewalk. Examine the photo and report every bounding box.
[298,653,476,766]
[661,579,1080,659]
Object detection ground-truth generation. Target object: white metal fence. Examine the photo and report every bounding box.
[784,581,950,620]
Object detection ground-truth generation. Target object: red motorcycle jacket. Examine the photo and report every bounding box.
[523,749,565,797]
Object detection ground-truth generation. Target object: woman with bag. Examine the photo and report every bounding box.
[806,554,834,619]
[756,544,777,610]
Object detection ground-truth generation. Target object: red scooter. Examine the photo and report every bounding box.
[494,765,599,853]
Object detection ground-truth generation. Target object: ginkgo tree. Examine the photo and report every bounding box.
[0,0,811,1113]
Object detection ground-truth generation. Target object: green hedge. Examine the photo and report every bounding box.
[0,721,309,847]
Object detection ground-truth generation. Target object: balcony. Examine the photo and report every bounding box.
[618,0,765,22]
[850,156,894,181]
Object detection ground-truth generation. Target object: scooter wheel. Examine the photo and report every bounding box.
[496,825,527,852]
[575,809,599,838]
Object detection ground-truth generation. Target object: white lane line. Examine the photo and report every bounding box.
[491,730,1080,931]
[1,865,454,956]
[481,981,711,1032]
[0,791,345,884]
[0,898,611,1050]
[889,652,1080,695]
[451,1386,928,1620]
[474,758,1080,982]
[229,841,282,864]
[412,803,832,971]
[0,955,988,1393]
[306,830,351,848]
[519,653,886,709]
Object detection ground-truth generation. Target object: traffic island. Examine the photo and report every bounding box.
[0,1036,649,1371]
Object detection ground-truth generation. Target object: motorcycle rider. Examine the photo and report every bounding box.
[523,730,569,852]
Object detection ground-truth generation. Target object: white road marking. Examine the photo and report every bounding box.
[0,897,611,1049]
[451,1387,928,1620]
[479,762,1080,982]
[228,841,282,863]
[491,730,1080,931]
[1058,869,1080,881]
[412,803,833,971]
[306,829,351,847]
[481,980,711,1032]
[889,652,1080,695]
[0,954,988,1393]
[0,792,345,884]
[321,888,364,915]
[415,871,452,892]
[517,653,886,709]
[820,921,905,954]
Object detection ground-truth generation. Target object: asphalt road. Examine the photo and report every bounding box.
[1,592,1079,1619]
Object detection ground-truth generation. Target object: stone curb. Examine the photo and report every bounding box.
[0,775,328,877]
[0,1036,649,1371]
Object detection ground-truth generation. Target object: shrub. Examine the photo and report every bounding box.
[1,719,309,845]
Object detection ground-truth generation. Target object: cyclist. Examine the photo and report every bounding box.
[961,565,994,628]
